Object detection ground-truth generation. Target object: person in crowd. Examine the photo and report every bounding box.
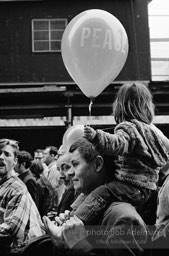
[152,168,169,246]
[34,149,49,177]
[0,138,44,256]
[47,145,78,220]
[56,146,79,215]
[158,161,169,187]
[14,150,39,207]
[30,159,55,217]
[34,149,44,161]
[151,167,169,256]
[68,82,169,226]
[148,161,169,238]
[43,146,65,209]
[42,138,148,256]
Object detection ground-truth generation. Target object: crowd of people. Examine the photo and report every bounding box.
[1,82,169,256]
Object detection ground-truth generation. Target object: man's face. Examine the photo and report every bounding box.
[68,149,96,194]
[57,153,72,186]
[14,162,22,174]
[34,152,44,162]
[0,145,17,178]
[43,148,52,166]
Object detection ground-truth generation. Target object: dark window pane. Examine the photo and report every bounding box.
[51,30,63,40]
[34,31,49,40]
[34,20,49,30]
[34,41,49,51]
[51,20,65,30]
[51,41,61,50]
[32,19,66,52]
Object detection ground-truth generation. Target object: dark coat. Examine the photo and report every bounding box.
[57,186,78,215]
[19,170,39,207]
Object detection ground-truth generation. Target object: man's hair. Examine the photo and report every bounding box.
[30,160,44,178]
[34,149,44,154]
[69,138,115,181]
[113,82,154,124]
[0,138,19,157]
[58,144,69,157]
[69,138,100,163]
[45,146,58,157]
[17,150,33,169]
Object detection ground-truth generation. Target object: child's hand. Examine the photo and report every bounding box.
[83,126,96,141]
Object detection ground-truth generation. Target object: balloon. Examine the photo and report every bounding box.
[61,9,129,98]
[62,125,84,148]
[58,144,69,155]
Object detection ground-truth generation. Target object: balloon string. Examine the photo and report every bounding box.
[88,98,94,126]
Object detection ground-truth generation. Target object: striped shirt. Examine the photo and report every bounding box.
[0,173,44,248]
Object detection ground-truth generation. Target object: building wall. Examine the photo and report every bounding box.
[0,0,151,84]
[0,0,152,151]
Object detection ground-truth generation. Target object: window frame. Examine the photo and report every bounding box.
[32,18,68,53]
[148,13,169,81]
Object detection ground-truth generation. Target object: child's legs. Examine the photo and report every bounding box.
[74,183,120,224]
[107,180,155,224]
[107,180,151,208]
[74,180,151,225]
[137,189,158,225]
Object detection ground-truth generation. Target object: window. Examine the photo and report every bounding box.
[32,19,67,52]
[148,1,169,81]
[149,16,169,81]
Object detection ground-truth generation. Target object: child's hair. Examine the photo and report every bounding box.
[113,82,154,124]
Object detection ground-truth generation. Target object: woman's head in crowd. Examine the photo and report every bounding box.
[30,159,44,179]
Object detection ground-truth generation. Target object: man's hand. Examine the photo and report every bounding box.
[54,210,71,226]
[47,210,58,221]
[62,215,87,249]
[43,216,64,242]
